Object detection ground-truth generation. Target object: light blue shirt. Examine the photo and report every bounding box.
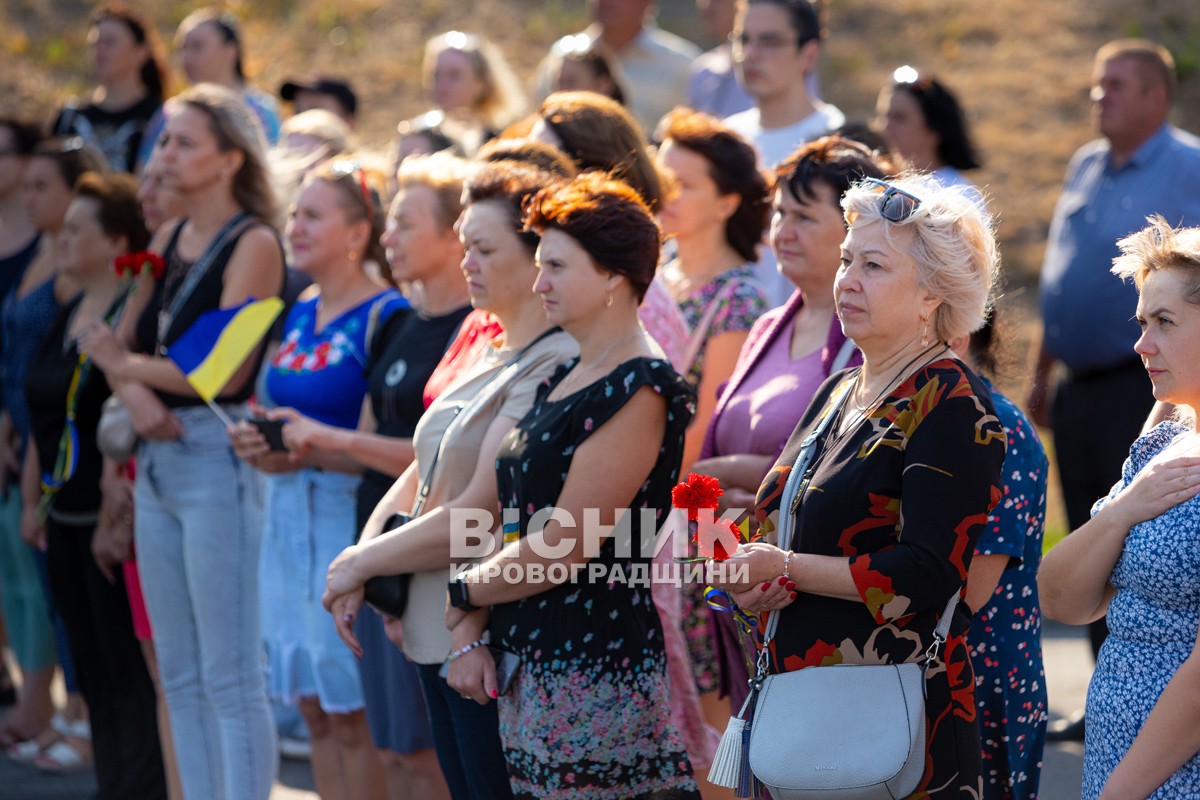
[1039,124,1200,372]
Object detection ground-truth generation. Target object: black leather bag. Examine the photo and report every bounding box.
[362,513,412,618]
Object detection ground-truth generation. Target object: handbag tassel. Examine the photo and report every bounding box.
[707,689,763,798]
[707,714,745,789]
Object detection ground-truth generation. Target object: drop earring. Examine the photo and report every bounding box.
[920,317,930,348]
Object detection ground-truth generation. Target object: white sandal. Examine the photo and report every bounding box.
[34,739,92,774]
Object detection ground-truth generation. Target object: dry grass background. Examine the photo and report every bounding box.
[2,0,1199,537]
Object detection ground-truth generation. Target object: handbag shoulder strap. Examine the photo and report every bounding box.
[762,373,961,661]
[829,336,858,373]
[411,327,563,516]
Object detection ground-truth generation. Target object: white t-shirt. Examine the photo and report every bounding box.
[724,103,846,170]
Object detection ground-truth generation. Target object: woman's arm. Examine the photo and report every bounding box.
[691,453,775,496]
[83,227,284,398]
[461,386,668,607]
[682,330,748,472]
[18,443,44,550]
[326,413,520,595]
[272,398,416,478]
[1099,619,1200,800]
[1040,453,1200,625]
[964,554,1011,614]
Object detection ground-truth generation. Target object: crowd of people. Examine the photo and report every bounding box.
[1,1,1199,800]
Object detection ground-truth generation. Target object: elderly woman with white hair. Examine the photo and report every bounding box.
[711,174,1006,798]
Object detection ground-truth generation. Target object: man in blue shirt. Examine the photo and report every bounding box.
[1029,38,1200,740]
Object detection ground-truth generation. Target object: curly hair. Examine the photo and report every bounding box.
[523,172,660,302]
[841,173,997,342]
[660,107,769,262]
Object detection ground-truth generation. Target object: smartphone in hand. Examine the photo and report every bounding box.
[247,417,287,452]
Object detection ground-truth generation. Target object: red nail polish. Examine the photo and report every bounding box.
[786,582,796,591]
[777,576,788,586]
[789,592,797,600]
[760,582,769,592]
[489,689,498,699]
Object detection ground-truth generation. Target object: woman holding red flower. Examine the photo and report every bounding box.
[23,171,166,796]
[444,173,701,799]
[710,175,1006,798]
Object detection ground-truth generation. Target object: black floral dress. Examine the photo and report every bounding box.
[754,360,1005,799]
[490,357,701,800]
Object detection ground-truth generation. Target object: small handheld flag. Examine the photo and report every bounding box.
[166,297,284,421]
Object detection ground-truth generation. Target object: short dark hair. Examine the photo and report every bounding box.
[890,71,982,171]
[745,0,823,46]
[0,118,44,156]
[774,135,889,212]
[465,161,559,253]
[74,171,151,252]
[523,172,660,303]
[661,107,769,263]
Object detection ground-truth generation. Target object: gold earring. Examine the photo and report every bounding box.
[920,317,930,347]
[605,291,614,308]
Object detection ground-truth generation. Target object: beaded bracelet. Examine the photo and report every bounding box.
[446,634,490,663]
[782,550,792,580]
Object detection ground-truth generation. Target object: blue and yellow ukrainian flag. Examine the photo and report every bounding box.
[166,297,284,403]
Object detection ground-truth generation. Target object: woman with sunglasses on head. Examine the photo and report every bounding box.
[228,159,403,800]
[876,67,982,192]
[52,3,168,173]
[323,160,576,800]
[443,172,700,799]
[692,135,884,713]
[710,174,1006,798]
[79,83,283,800]
[0,137,106,752]
[1039,217,1200,800]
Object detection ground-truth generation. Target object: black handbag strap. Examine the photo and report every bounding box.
[157,211,254,348]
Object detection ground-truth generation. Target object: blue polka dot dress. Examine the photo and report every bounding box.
[969,382,1048,800]
[1082,421,1200,799]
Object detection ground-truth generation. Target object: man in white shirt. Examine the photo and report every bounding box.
[533,0,700,135]
[723,0,844,169]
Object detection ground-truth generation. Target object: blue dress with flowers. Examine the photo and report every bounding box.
[1082,422,1200,799]
[489,357,700,800]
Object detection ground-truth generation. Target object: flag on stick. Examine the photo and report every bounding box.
[166,297,284,406]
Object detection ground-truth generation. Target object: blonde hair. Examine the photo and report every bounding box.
[841,173,997,342]
[280,109,353,156]
[1111,214,1200,301]
[423,31,527,129]
[396,151,474,231]
[168,82,277,228]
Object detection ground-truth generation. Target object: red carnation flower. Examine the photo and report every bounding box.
[671,472,723,521]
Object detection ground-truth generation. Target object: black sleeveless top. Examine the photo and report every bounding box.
[139,219,283,408]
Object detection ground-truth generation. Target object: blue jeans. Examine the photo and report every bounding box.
[416,662,514,800]
[135,407,276,800]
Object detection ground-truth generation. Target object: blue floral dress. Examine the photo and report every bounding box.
[969,381,1048,800]
[1082,421,1200,799]
[489,357,701,800]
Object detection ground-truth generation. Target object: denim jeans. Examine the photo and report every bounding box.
[415,662,514,800]
[135,407,276,800]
